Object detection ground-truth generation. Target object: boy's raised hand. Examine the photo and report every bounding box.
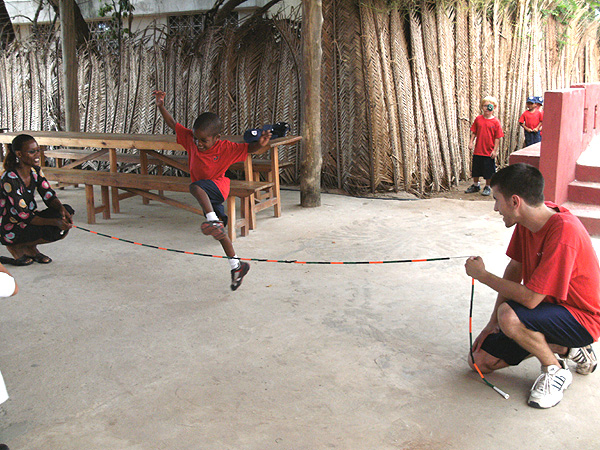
[248,129,273,154]
[258,129,272,147]
[152,90,166,107]
[152,90,176,131]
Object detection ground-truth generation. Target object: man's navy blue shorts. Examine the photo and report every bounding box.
[190,179,228,226]
[481,300,594,366]
[471,154,496,180]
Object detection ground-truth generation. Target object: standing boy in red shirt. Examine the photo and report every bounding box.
[153,90,272,291]
[465,96,504,196]
[519,96,543,147]
[465,163,600,409]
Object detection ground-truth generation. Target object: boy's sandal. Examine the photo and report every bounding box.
[0,255,34,266]
[32,252,52,264]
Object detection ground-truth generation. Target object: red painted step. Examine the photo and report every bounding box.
[575,144,600,182]
[508,144,540,168]
[567,180,600,205]
[563,202,600,237]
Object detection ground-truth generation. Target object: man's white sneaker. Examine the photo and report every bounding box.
[566,345,597,375]
[528,364,572,409]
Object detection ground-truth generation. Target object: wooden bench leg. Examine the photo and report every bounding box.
[110,149,120,213]
[86,185,111,224]
[227,196,236,242]
[248,193,257,230]
[226,194,255,241]
[158,162,164,197]
[240,196,250,237]
[141,151,150,205]
[85,184,96,224]
[101,186,111,220]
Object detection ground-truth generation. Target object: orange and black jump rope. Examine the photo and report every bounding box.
[469,277,510,399]
[74,225,510,398]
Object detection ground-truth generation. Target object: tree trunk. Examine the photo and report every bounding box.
[59,0,80,132]
[300,0,323,207]
[0,0,15,49]
[48,0,89,47]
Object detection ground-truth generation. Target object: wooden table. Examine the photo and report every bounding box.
[0,131,301,230]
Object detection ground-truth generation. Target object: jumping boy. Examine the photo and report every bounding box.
[153,90,272,290]
[465,163,600,409]
[519,96,543,147]
[465,96,504,196]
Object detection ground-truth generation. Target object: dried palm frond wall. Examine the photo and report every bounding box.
[0,0,598,195]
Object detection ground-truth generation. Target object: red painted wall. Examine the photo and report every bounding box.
[572,83,600,151]
[540,89,585,204]
[540,83,600,204]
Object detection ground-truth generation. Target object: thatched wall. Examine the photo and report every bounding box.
[0,0,599,195]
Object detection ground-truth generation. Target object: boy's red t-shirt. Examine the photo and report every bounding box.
[519,109,543,129]
[175,123,248,199]
[506,202,600,340]
[471,115,504,157]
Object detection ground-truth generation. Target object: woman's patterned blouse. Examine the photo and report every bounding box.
[0,166,57,244]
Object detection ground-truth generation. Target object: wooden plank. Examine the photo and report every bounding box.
[44,167,273,195]
[230,180,274,195]
[121,188,204,216]
[43,168,192,192]
[0,131,185,152]
[61,148,109,170]
[44,148,188,166]
[230,159,293,172]
[0,131,300,153]
[144,149,189,173]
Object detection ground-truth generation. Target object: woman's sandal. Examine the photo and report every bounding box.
[32,253,52,264]
[0,255,34,266]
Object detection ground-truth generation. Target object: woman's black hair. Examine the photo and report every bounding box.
[4,134,35,171]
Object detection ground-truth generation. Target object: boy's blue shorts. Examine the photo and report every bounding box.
[190,179,227,226]
[524,130,541,147]
[480,300,594,366]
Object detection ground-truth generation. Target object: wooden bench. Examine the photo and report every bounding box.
[41,147,188,168]
[43,167,273,241]
[229,155,294,202]
[0,131,301,237]
[41,147,189,204]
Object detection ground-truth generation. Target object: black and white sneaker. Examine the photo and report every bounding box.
[528,364,572,409]
[230,262,250,291]
[566,345,597,375]
[201,220,227,241]
[465,184,480,194]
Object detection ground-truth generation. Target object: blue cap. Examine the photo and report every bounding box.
[526,96,536,104]
[243,128,262,143]
[243,124,288,143]
[535,96,543,105]
[271,122,289,139]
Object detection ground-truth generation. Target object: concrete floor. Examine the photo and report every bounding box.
[0,185,599,450]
